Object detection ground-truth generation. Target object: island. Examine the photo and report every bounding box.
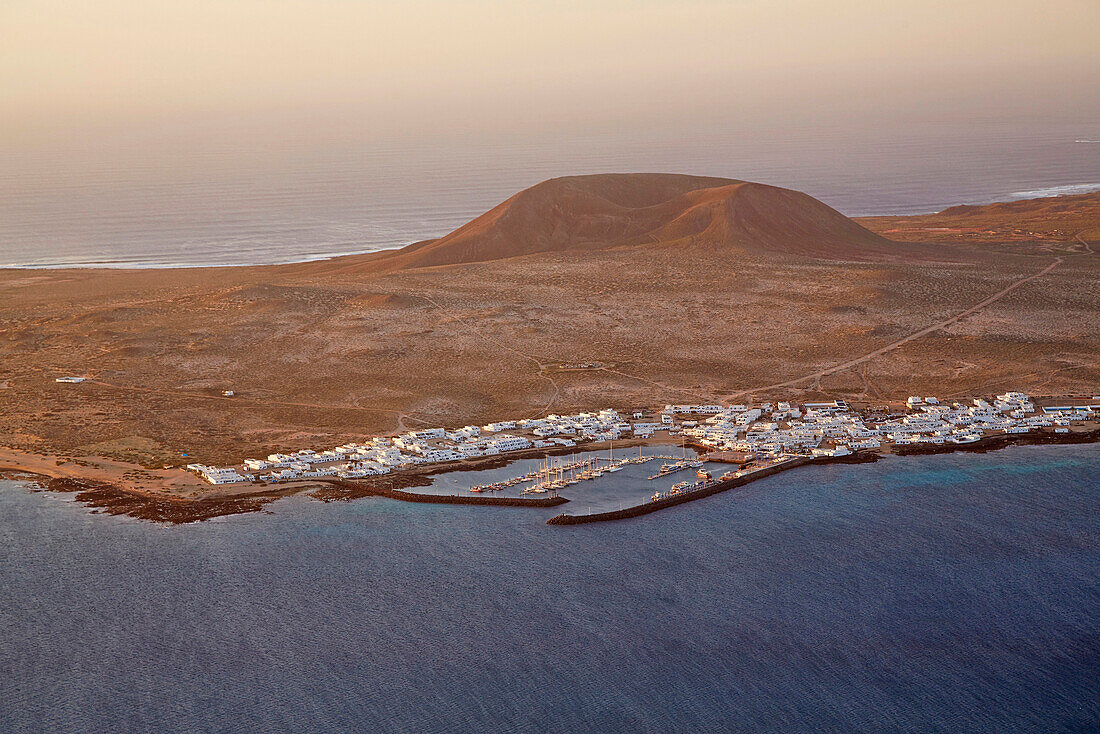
[1,174,1097,523]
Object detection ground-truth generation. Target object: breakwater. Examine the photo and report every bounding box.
[317,479,569,507]
[547,456,815,525]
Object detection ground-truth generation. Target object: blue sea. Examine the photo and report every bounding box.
[2,444,1098,733]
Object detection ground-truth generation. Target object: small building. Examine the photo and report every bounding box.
[812,445,852,458]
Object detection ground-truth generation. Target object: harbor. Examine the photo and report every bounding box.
[548,455,815,525]
[402,445,747,515]
[41,389,1093,524]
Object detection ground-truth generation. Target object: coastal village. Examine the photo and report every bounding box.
[186,392,1099,495]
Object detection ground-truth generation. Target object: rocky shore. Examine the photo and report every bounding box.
[26,477,290,523]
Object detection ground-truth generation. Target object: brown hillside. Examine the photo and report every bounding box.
[859,192,1100,247]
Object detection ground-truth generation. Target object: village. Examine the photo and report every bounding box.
[186,391,1099,487]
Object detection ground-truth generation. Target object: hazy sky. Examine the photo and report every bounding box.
[2,0,1097,149]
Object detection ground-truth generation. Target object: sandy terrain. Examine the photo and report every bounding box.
[0,178,1096,506]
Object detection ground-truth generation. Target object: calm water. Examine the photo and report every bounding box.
[413,446,728,512]
[2,119,1098,268]
[2,444,1098,733]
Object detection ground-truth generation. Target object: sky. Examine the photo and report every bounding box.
[2,0,1098,145]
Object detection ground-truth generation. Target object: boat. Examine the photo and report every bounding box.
[696,469,711,480]
[651,491,662,501]
[469,486,485,493]
[671,480,690,491]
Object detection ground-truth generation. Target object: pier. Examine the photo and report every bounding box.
[547,456,814,525]
[646,458,701,480]
[320,479,569,507]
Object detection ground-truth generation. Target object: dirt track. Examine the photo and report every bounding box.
[730,255,1067,398]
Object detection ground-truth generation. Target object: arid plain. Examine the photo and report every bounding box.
[1,175,1096,482]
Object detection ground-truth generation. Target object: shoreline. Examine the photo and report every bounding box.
[891,427,1100,456]
[5,185,1098,272]
[547,428,1100,525]
[2,430,1096,525]
[0,437,661,523]
[0,247,400,272]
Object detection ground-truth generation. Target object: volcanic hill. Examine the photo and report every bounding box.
[311,173,916,274]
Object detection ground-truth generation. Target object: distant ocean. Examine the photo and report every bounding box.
[1,444,1098,732]
[1,118,1098,268]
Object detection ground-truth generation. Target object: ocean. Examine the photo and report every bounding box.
[1,117,1098,268]
[2,444,1097,733]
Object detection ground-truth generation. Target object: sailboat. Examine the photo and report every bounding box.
[683,436,703,468]
[605,441,624,472]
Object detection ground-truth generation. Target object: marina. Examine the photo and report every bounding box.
[472,448,687,495]
[551,456,814,525]
[406,446,749,515]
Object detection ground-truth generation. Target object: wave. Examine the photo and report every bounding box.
[1074,139,1100,143]
[1005,182,1100,200]
[0,246,409,271]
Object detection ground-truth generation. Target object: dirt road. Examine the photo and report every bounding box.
[730,256,1065,397]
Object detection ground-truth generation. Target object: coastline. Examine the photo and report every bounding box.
[3,429,1096,525]
[0,437,661,523]
[547,429,1100,525]
[891,427,1100,456]
[5,184,1098,271]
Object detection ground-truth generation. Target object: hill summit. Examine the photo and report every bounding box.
[375,173,899,269]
